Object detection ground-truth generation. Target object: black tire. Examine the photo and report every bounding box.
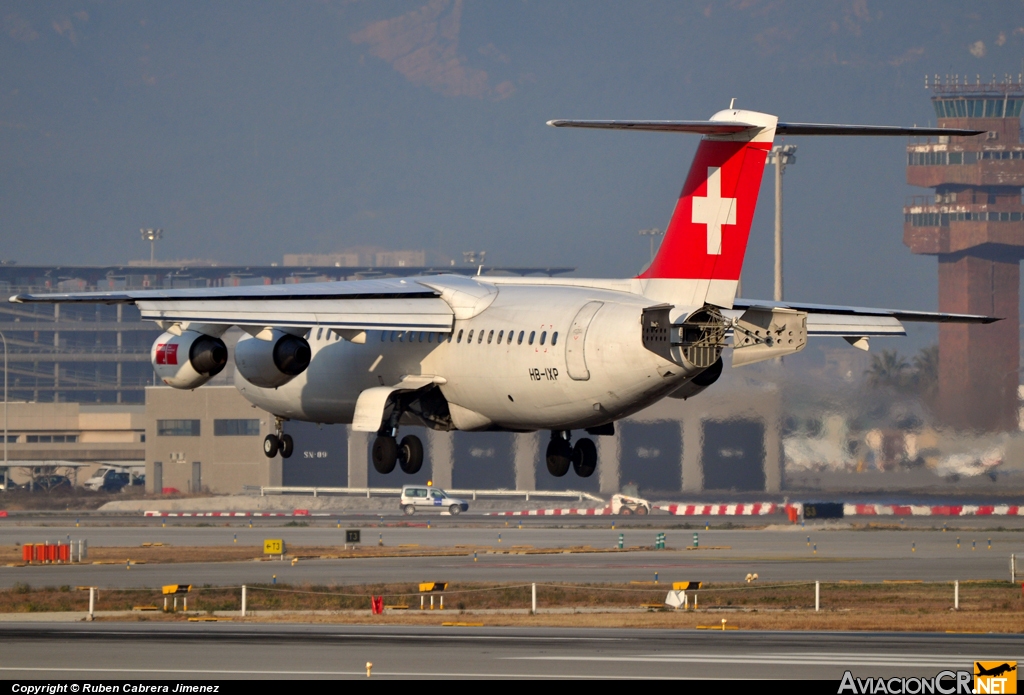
[572,438,597,478]
[619,506,633,516]
[399,435,424,474]
[449,505,462,516]
[280,434,294,459]
[635,505,649,516]
[263,434,280,458]
[546,437,571,477]
[372,436,398,474]
[403,504,415,516]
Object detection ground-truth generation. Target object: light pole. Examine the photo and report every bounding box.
[638,228,662,263]
[766,145,796,302]
[140,228,163,266]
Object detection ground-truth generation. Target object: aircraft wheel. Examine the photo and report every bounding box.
[372,436,398,474]
[403,505,415,516]
[546,437,571,477]
[572,438,597,478]
[280,434,294,459]
[449,505,462,516]
[263,434,280,458]
[399,435,424,474]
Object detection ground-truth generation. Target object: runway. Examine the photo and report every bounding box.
[0,623,1020,679]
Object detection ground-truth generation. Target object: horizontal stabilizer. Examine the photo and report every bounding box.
[548,119,983,138]
[732,299,998,325]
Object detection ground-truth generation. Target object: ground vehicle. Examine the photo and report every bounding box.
[85,467,133,492]
[611,493,650,515]
[32,475,72,493]
[13,111,988,482]
[400,485,469,515]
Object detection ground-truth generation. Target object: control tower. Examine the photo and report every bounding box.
[904,75,1024,431]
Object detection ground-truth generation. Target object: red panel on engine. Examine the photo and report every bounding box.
[155,343,178,365]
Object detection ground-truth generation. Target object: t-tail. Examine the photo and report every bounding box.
[548,110,983,310]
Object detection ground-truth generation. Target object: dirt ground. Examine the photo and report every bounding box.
[4,580,1023,632]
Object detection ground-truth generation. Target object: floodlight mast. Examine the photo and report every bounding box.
[767,145,797,302]
[140,228,163,266]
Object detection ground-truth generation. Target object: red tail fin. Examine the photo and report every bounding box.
[639,110,776,308]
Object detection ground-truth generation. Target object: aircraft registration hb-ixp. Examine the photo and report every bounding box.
[10,107,994,480]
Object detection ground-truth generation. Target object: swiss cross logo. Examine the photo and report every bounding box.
[692,166,737,256]
[155,343,178,365]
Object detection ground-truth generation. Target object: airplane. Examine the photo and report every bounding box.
[976,663,1017,678]
[10,106,992,480]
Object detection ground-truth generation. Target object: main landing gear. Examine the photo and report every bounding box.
[546,431,596,478]
[372,434,424,475]
[263,419,294,459]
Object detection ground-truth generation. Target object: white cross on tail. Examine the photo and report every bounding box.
[691,166,736,255]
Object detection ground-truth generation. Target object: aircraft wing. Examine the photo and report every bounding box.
[9,277,455,332]
[729,298,998,338]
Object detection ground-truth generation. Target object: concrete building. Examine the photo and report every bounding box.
[0,401,144,485]
[143,387,280,494]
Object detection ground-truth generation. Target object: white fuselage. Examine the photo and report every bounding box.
[235,284,700,432]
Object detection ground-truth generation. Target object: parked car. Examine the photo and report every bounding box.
[29,475,72,493]
[400,485,469,516]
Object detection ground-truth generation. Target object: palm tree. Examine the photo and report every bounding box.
[866,349,909,390]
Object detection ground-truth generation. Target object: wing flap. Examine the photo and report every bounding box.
[138,297,454,332]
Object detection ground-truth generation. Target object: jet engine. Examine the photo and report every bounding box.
[234,330,312,388]
[668,357,723,400]
[151,330,229,389]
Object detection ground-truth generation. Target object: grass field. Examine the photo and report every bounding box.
[2,580,1023,632]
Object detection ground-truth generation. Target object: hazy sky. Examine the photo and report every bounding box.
[1,1,1021,334]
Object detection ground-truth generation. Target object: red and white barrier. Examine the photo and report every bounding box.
[844,504,1024,517]
[655,503,779,516]
[485,507,614,516]
[144,510,314,517]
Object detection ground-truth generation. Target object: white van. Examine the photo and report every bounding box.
[400,485,469,516]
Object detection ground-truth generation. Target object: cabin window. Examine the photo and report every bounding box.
[529,331,536,345]
[457,330,464,343]
[398,332,405,342]
[540,331,547,345]
[390,331,397,342]
[551,331,558,346]
[497,330,504,343]
[478,330,484,344]
[427,333,433,343]
[517,331,524,345]
[316,328,323,340]
[467,329,474,343]
[381,331,386,342]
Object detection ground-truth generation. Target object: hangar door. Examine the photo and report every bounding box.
[619,421,682,494]
[453,432,515,489]
[701,419,766,491]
